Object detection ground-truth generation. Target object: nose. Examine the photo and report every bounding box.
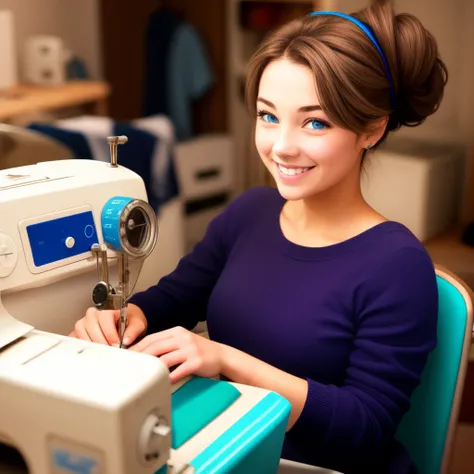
[273,129,299,161]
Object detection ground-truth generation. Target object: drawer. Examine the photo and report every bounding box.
[174,134,233,200]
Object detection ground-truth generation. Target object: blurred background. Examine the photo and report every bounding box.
[0,0,473,472]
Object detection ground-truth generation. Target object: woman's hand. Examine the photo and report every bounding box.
[129,326,223,383]
[69,303,147,347]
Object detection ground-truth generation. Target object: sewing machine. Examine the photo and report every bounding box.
[0,136,291,473]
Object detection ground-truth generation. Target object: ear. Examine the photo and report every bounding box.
[364,116,389,148]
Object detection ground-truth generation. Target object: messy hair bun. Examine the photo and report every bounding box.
[354,1,448,131]
[245,0,448,145]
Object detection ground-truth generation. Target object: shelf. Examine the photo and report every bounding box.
[0,81,110,122]
[236,1,315,67]
[239,1,314,33]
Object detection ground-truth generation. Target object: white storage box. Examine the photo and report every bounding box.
[174,134,233,201]
[174,134,234,250]
[361,139,465,242]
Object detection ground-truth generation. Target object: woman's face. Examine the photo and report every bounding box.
[255,58,370,202]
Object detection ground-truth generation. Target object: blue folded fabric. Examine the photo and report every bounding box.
[28,123,92,160]
[27,121,179,213]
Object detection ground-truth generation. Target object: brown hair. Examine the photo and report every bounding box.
[245,1,448,147]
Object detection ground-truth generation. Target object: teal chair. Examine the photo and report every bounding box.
[278,265,474,474]
[396,265,474,474]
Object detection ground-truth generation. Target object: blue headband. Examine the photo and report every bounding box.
[309,11,397,109]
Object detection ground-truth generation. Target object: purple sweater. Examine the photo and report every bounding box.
[129,187,438,474]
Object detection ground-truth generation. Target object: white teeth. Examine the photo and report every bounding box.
[278,164,311,176]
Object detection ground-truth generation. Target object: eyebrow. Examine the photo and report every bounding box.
[257,97,322,112]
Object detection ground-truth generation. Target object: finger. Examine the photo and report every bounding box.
[122,315,147,347]
[130,336,179,357]
[169,360,197,384]
[129,331,172,353]
[84,308,109,345]
[73,320,92,342]
[130,326,188,352]
[159,349,187,369]
[98,310,121,346]
[68,330,76,338]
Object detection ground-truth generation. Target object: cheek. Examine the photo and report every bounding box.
[302,134,358,168]
[300,137,332,164]
[296,135,341,169]
[255,126,274,157]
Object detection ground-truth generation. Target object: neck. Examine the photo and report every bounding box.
[303,186,366,226]
[283,173,382,245]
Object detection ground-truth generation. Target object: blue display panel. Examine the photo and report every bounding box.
[26,211,99,267]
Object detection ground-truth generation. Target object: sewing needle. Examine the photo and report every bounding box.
[119,305,127,348]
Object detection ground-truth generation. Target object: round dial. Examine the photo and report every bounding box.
[92,281,109,308]
[102,197,158,259]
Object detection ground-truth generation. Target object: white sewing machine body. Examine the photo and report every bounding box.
[0,331,172,474]
[0,157,291,474]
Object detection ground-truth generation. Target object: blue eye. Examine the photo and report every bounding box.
[307,119,326,130]
[258,111,279,124]
[263,114,278,123]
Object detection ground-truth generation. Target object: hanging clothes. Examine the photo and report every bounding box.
[143,9,183,119]
[143,9,214,141]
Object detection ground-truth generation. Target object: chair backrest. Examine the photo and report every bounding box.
[396,265,474,474]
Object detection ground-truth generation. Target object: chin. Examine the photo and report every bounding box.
[273,180,320,201]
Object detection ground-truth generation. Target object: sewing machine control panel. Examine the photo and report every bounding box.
[18,205,100,273]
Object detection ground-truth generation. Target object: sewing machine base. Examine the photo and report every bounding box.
[0,330,291,474]
[0,330,172,474]
[163,377,291,474]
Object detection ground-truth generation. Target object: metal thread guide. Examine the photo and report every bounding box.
[107,135,128,167]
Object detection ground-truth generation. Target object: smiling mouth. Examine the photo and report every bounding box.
[276,162,315,177]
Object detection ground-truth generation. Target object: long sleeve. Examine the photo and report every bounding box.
[284,247,439,473]
[128,208,230,334]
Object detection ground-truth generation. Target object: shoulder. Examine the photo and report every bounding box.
[230,186,282,206]
[223,186,283,221]
[204,186,283,250]
[356,221,434,273]
[355,222,438,323]
[386,222,436,277]
[375,241,437,293]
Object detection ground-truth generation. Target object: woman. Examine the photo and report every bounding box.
[71,2,447,473]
